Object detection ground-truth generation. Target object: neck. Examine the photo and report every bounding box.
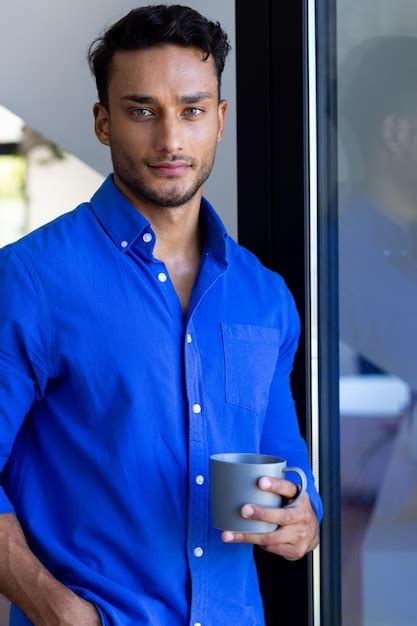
[363,161,417,227]
[113,173,204,262]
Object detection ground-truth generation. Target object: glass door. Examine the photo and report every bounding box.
[309,1,417,624]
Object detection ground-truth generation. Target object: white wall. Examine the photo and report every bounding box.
[0,1,237,237]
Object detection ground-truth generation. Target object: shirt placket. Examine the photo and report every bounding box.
[184,324,209,626]
[184,253,228,626]
[131,231,227,626]
[131,228,185,321]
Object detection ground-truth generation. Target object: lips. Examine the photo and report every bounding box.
[149,162,190,176]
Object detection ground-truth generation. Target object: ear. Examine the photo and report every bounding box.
[93,102,110,146]
[382,113,412,156]
[217,99,229,143]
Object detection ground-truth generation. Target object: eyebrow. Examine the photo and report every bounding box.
[179,92,214,104]
[121,92,214,105]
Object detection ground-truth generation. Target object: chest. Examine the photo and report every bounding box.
[164,258,201,314]
[48,246,282,414]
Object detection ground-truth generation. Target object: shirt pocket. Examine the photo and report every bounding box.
[221,323,279,413]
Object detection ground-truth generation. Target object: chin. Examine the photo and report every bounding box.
[150,182,193,200]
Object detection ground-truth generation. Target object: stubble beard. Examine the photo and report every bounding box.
[110,143,216,209]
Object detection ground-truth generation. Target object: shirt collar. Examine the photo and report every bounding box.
[200,196,229,266]
[90,174,151,252]
[90,174,229,265]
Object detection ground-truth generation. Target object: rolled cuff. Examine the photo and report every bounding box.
[0,485,16,515]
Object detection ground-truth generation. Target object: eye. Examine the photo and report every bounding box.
[130,108,154,118]
[184,107,204,117]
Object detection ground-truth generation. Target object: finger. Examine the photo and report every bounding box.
[222,528,281,546]
[240,503,297,526]
[258,476,299,499]
[261,516,320,555]
[241,494,311,526]
[265,524,317,560]
[222,523,307,547]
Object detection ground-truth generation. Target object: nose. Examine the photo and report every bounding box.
[154,111,184,155]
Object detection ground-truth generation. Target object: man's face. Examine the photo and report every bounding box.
[94,44,228,208]
[376,111,417,208]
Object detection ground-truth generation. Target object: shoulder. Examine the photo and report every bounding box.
[227,236,294,300]
[0,202,92,264]
[226,237,299,336]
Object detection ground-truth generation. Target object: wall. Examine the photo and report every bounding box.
[0,0,237,236]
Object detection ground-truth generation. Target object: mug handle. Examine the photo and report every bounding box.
[282,467,307,508]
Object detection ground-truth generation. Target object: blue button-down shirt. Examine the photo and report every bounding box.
[0,175,322,626]
[339,186,417,390]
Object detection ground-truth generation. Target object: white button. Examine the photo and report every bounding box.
[158,272,167,283]
[192,403,201,414]
[142,232,152,243]
[186,333,192,344]
[194,547,203,558]
[195,475,204,485]
[194,623,202,626]
[120,240,128,248]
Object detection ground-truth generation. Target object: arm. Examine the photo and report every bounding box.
[222,278,322,557]
[0,247,99,625]
[259,279,322,520]
[0,513,100,626]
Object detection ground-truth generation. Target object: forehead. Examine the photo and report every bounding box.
[108,45,218,98]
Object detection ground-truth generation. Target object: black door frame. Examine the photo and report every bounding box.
[236,2,311,624]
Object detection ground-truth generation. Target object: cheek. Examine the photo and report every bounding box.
[186,121,219,153]
[111,115,150,145]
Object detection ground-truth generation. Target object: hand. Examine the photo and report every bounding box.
[36,592,102,626]
[221,476,319,560]
[60,596,102,626]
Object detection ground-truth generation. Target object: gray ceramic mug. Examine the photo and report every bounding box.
[210,453,307,533]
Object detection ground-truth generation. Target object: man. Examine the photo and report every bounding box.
[339,36,417,389]
[0,6,321,625]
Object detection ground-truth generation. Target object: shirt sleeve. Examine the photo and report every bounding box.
[0,245,50,514]
[260,279,323,522]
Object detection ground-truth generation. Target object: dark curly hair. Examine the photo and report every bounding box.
[87,4,231,109]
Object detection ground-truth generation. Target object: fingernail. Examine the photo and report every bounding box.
[242,505,254,518]
[260,477,271,489]
[223,531,234,542]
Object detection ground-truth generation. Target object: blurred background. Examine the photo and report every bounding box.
[0,106,104,247]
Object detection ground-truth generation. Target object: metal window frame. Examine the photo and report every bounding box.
[304,1,321,624]
[304,1,341,625]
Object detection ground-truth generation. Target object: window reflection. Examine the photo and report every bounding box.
[337,21,417,626]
